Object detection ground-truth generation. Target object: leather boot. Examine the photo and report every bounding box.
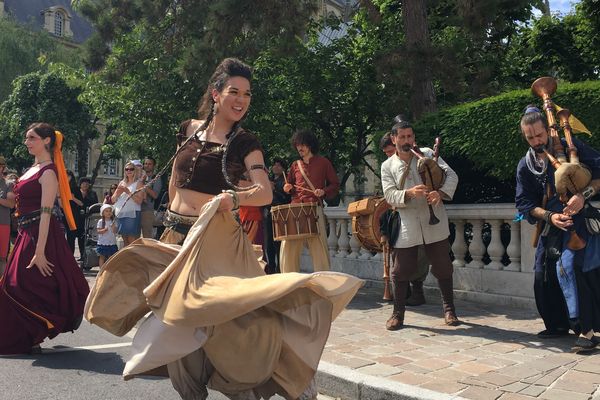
[438,278,460,326]
[386,280,408,331]
[406,280,426,306]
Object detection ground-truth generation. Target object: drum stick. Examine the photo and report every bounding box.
[294,185,317,195]
[283,172,288,184]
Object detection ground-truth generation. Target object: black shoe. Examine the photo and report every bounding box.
[572,336,598,353]
[537,329,570,339]
[30,345,42,354]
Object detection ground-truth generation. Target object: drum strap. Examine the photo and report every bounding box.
[296,160,321,204]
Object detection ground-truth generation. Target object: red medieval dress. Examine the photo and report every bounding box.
[0,163,90,355]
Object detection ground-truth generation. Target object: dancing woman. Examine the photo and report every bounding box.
[85,58,362,400]
[0,123,89,354]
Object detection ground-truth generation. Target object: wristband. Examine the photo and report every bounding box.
[543,210,555,224]
[582,185,596,200]
[222,189,239,211]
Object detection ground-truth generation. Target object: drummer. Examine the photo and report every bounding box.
[281,129,340,273]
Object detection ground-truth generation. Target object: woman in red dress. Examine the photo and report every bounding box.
[0,122,90,355]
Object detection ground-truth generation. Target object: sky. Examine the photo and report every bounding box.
[549,0,579,14]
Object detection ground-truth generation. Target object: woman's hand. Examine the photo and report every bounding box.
[218,192,235,212]
[27,251,54,277]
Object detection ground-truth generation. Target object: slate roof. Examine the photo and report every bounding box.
[3,0,93,43]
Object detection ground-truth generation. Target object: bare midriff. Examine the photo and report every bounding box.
[169,186,217,216]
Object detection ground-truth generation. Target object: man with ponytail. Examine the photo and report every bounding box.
[516,105,600,352]
[0,123,89,355]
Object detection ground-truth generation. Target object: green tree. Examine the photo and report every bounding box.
[0,70,97,175]
[0,18,82,100]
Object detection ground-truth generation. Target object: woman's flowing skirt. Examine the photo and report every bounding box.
[85,199,362,399]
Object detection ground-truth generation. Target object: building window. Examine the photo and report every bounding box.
[103,159,117,176]
[54,11,63,36]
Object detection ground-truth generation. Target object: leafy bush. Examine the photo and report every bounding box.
[415,80,600,179]
[412,80,600,202]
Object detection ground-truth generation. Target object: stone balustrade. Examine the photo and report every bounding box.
[300,203,538,309]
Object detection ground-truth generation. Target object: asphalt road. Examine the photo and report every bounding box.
[0,319,264,400]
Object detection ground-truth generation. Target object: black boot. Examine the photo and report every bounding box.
[387,280,408,331]
[406,280,426,306]
[438,278,460,326]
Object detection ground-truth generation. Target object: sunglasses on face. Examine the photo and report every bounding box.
[125,168,135,171]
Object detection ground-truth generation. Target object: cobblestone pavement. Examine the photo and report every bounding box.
[322,286,600,400]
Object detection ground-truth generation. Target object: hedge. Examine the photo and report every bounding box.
[413,79,600,182]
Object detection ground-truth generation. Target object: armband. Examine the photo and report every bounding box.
[582,185,596,200]
[40,206,53,215]
[222,189,240,211]
[249,164,267,172]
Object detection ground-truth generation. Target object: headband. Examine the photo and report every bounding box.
[54,131,76,231]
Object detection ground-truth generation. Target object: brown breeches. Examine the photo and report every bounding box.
[391,239,453,282]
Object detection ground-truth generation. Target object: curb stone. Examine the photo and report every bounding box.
[317,361,468,400]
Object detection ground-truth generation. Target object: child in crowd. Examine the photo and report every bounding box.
[96,204,118,268]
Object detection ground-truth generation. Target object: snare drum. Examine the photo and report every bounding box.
[271,202,320,241]
[347,197,390,253]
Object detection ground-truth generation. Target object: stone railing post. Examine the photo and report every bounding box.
[451,220,466,267]
[505,220,521,271]
[468,219,486,268]
[486,219,504,270]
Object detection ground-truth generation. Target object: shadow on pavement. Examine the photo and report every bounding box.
[30,349,126,375]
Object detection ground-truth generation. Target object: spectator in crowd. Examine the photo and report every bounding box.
[64,170,84,255]
[104,184,118,205]
[140,157,162,239]
[112,161,145,246]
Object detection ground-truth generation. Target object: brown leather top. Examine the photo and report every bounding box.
[173,120,263,195]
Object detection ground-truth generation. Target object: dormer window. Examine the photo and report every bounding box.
[42,6,73,39]
[54,11,64,36]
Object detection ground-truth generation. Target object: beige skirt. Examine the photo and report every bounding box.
[85,198,363,399]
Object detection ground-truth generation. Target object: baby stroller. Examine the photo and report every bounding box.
[81,202,102,271]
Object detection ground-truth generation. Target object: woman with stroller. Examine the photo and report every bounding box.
[0,122,89,354]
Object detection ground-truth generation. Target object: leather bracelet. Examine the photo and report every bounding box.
[222,189,239,211]
[582,185,596,200]
[40,206,53,214]
[543,210,555,224]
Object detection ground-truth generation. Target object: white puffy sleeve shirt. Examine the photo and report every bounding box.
[380,148,458,248]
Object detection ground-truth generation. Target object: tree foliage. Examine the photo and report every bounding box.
[0,18,83,100]
[0,70,97,174]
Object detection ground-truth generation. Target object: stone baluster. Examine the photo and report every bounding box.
[451,220,466,268]
[337,219,350,257]
[347,231,361,259]
[327,218,338,257]
[505,220,522,271]
[486,220,504,270]
[467,219,485,268]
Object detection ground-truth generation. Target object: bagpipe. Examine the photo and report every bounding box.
[410,137,446,225]
[531,76,592,250]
